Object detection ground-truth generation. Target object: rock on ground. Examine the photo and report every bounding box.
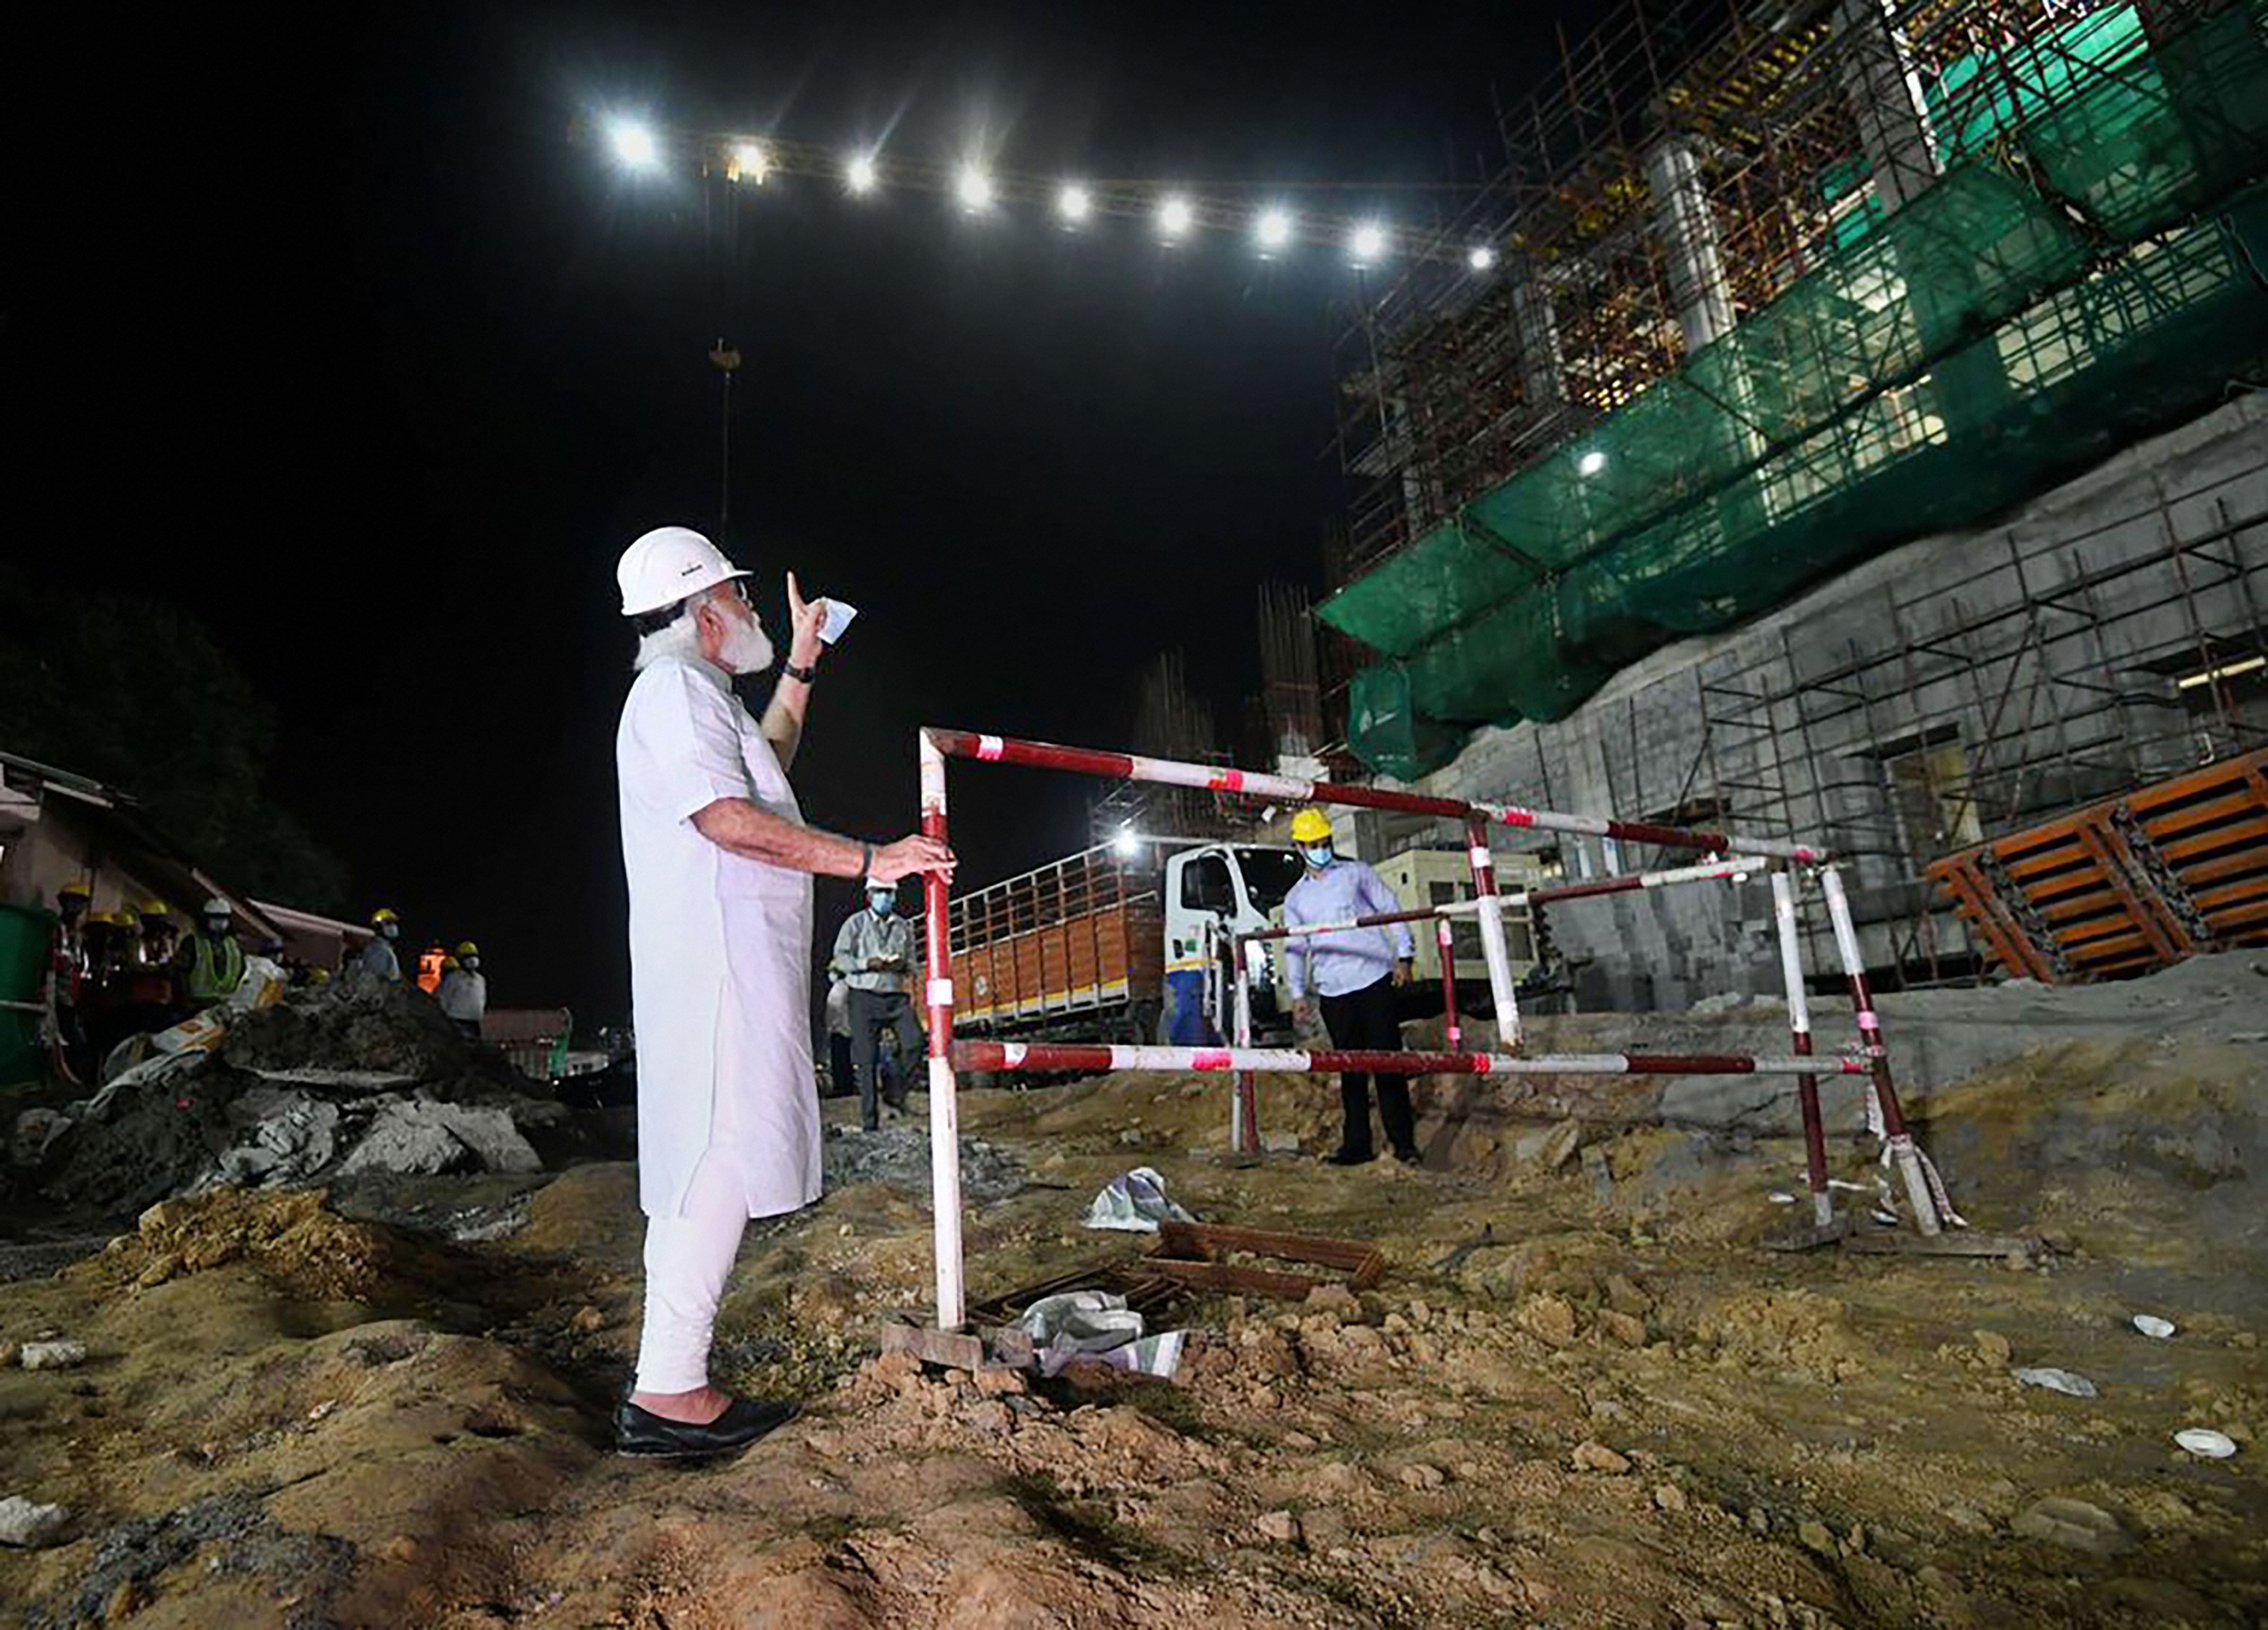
[0,1497,69,1548]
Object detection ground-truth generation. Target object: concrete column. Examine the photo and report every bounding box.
[1833,0,1941,217]
[1643,137,1736,355]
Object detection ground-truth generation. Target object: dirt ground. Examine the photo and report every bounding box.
[3,968,2265,1627]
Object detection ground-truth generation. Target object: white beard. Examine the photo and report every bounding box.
[716,611,775,677]
[632,604,773,676]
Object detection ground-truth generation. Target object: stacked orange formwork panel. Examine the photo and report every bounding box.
[1928,748,2268,983]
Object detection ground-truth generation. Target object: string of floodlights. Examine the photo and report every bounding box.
[598,118,1504,275]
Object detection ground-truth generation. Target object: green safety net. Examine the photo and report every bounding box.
[1346,663,1466,780]
[1335,1,2268,777]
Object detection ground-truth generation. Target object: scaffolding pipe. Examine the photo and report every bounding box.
[1465,815,1523,1049]
[918,729,967,1328]
[1771,871,1833,1229]
[957,1041,1873,1077]
[1437,919,1463,1049]
[1236,854,1769,944]
[1230,937,1260,1158]
[1818,865,1942,1236]
[922,728,1827,862]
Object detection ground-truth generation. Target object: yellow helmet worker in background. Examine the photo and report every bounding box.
[1289,808,1333,845]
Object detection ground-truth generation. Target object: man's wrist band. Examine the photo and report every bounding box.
[859,841,875,881]
[783,661,818,684]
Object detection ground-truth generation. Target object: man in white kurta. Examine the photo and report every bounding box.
[612,525,953,1459]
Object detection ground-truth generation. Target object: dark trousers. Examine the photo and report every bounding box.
[848,987,923,1130]
[827,1032,856,1098]
[1319,976,1413,1158]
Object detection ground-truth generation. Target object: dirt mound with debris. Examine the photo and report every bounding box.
[21,987,573,1218]
[108,1189,408,1302]
[219,984,526,1094]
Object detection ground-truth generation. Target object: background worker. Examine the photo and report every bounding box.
[49,879,93,1080]
[355,908,404,988]
[437,940,488,1038]
[612,524,953,1459]
[120,900,182,1033]
[1281,809,1419,1167]
[177,896,248,1011]
[827,880,924,1131]
[823,974,856,1099]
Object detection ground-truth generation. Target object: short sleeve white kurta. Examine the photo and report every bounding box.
[616,653,821,1219]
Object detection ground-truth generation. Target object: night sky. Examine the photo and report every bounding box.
[10,2,1572,1023]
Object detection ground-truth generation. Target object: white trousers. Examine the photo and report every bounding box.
[632,1153,750,1394]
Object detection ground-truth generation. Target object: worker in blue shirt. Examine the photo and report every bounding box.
[1281,809,1418,1166]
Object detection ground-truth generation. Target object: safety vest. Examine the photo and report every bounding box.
[184,933,247,1005]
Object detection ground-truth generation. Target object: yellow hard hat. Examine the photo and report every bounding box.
[455,940,479,958]
[59,878,93,901]
[310,967,332,985]
[1290,808,1334,844]
[139,898,172,919]
[370,907,399,926]
[442,956,462,972]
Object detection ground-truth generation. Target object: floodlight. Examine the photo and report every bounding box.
[846,153,879,194]
[1348,221,1387,265]
[1255,208,1292,251]
[610,120,659,170]
[1157,194,1194,239]
[1057,184,1091,224]
[1468,244,1498,273]
[1113,828,1141,858]
[730,142,768,183]
[956,165,995,212]
[1578,449,1608,476]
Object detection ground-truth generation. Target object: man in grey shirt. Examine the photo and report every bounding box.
[827,880,923,1131]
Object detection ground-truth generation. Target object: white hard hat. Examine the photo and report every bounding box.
[617,526,750,618]
[202,895,230,916]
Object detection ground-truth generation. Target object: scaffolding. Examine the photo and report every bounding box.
[1679,454,2268,981]
[1319,0,2268,774]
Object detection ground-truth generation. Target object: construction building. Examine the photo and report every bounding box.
[1319,0,2268,1007]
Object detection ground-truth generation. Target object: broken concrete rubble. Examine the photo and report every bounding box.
[26,985,565,1215]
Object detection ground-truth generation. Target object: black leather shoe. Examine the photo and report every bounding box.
[1324,1146,1376,1166]
[1393,1147,1423,1166]
[615,1394,800,1460]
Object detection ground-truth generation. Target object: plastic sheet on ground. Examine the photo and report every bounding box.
[1012,1291,1185,1379]
[2014,1366,2099,1398]
[1082,1167,1196,1233]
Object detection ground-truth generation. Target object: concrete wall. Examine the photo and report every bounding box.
[1390,396,2268,1009]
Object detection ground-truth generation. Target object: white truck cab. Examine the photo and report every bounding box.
[1160,843,1304,1040]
